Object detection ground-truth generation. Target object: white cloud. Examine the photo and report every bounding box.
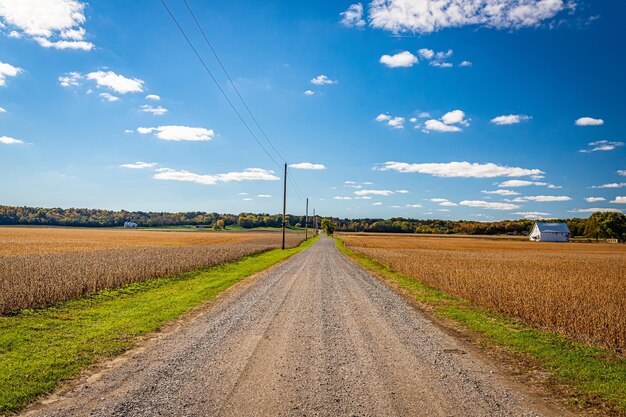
[289,162,326,170]
[490,114,531,125]
[86,71,144,94]
[611,196,626,204]
[58,71,81,87]
[137,125,215,142]
[0,60,21,86]
[406,203,422,208]
[585,197,605,203]
[0,106,6,113]
[380,51,418,68]
[354,189,394,196]
[439,201,458,206]
[430,198,448,203]
[618,170,626,176]
[396,189,409,193]
[311,74,337,85]
[409,117,417,123]
[242,198,253,201]
[120,161,158,169]
[579,140,623,153]
[459,60,472,67]
[368,0,571,34]
[436,209,451,212]
[481,189,520,195]
[575,117,604,126]
[124,129,134,134]
[423,119,461,133]
[417,111,430,118]
[140,104,168,116]
[569,208,622,213]
[378,161,543,178]
[513,211,550,216]
[0,0,94,50]
[145,94,160,101]
[0,135,23,144]
[460,200,519,210]
[431,61,453,68]
[372,202,383,206]
[441,109,468,125]
[375,113,405,129]
[304,90,315,96]
[497,179,559,188]
[417,48,434,59]
[513,195,572,202]
[257,194,272,198]
[591,182,626,189]
[99,92,119,102]
[340,3,366,27]
[334,196,353,200]
[153,167,279,185]
[355,196,372,200]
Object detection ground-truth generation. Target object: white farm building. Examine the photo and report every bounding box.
[529,222,570,242]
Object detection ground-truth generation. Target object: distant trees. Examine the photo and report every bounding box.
[584,212,626,242]
[321,218,335,236]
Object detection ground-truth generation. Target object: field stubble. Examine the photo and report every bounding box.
[0,227,304,314]
[339,234,626,352]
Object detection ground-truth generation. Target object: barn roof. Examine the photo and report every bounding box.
[535,222,570,233]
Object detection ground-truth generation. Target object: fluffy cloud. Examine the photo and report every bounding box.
[405,204,423,208]
[417,48,434,59]
[459,60,472,67]
[490,114,531,125]
[145,94,160,101]
[257,194,272,198]
[340,3,366,27]
[514,211,550,217]
[368,0,571,34]
[513,195,571,202]
[0,135,24,144]
[140,104,168,116]
[0,106,5,113]
[423,109,468,132]
[379,51,418,68]
[0,0,94,50]
[99,92,119,102]
[354,189,394,196]
[569,208,622,213]
[375,113,405,129]
[585,197,605,203]
[289,162,326,170]
[304,90,315,96]
[334,196,353,200]
[481,189,520,195]
[0,60,21,86]
[137,125,215,142]
[459,200,519,210]
[120,161,158,169]
[619,170,626,176]
[378,161,543,178]
[396,189,409,194]
[153,167,279,185]
[58,71,81,87]
[591,182,626,189]
[372,202,383,206]
[579,140,624,153]
[497,179,560,188]
[611,196,626,204]
[311,74,337,85]
[86,71,144,94]
[575,117,604,126]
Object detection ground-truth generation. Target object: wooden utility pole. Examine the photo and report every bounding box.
[281,163,287,250]
[305,198,309,240]
[313,208,317,236]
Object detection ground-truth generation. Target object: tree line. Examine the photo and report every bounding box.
[1,205,624,241]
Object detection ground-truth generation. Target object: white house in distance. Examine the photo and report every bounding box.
[529,222,570,242]
[123,221,138,228]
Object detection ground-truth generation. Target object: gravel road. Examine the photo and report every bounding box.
[23,236,568,417]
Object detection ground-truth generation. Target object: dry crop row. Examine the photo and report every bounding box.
[339,234,626,352]
[0,228,304,314]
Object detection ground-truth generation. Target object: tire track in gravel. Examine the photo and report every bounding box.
[22,236,572,417]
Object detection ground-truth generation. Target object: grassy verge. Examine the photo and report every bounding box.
[334,237,626,415]
[0,237,318,415]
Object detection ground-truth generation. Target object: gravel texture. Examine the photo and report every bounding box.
[23,236,569,417]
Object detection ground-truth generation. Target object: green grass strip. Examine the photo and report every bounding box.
[334,237,626,415]
[0,237,318,415]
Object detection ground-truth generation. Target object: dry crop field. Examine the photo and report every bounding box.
[339,233,626,352]
[0,227,304,314]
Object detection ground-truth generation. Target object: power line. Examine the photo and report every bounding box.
[160,0,282,171]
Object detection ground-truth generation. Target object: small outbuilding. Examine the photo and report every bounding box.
[529,222,570,242]
[123,221,138,228]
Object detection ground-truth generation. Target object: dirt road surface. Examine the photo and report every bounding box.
[23,236,568,417]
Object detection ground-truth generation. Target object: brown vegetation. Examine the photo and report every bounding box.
[339,234,626,352]
[0,227,304,314]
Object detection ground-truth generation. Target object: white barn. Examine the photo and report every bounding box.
[529,222,570,242]
[123,221,138,228]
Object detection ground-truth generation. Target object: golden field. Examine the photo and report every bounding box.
[0,227,304,314]
[339,233,626,352]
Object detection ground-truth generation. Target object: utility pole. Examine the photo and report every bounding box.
[313,208,317,236]
[305,198,309,241]
[282,163,287,250]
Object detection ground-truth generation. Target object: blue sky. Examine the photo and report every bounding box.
[0,0,624,220]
